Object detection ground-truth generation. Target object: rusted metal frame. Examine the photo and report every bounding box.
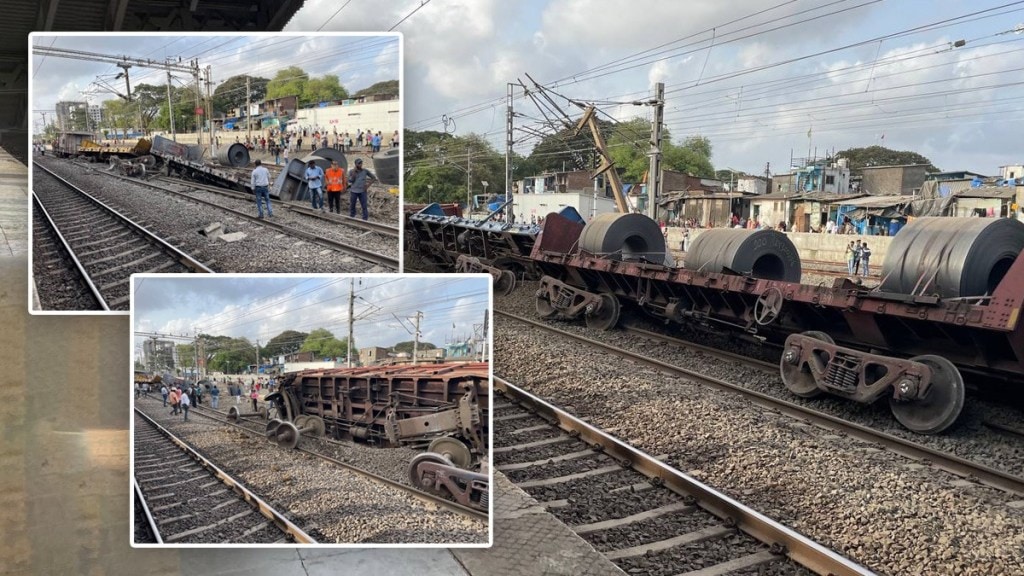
[494,378,875,576]
[784,333,935,402]
[413,460,489,508]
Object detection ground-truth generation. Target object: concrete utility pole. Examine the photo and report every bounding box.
[505,82,514,223]
[246,75,252,145]
[466,144,472,215]
[255,339,260,376]
[347,278,355,368]
[411,311,423,366]
[166,64,176,141]
[194,334,200,383]
[648,82,664,221]
[205,66,215,155]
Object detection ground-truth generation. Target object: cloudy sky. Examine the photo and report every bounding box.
[30,33,398,132]
[132,275,490,362]
[287,0,1024,175]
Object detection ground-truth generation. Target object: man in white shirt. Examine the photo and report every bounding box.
[180,390,191,422]
[251,159,272,219]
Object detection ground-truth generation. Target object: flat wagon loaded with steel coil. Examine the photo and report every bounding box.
[409,202,1024,435]
[258,362,490,510]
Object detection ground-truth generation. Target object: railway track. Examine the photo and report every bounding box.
[188,402,489,522]
[45,158,399,270]
[133,409,315,544]
[493,377,872,575]
[153,176,400,238]
[496,309,1024,496]
[31,164,212,311]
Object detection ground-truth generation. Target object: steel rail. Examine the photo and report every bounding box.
[133,408,317,544]
[78,165,399,269]
[154,176,400,237]
[189,404,489,522]
[31,193,109,310]
[133,477,163,544]
[496,310,1024,496]
[34,164,214,274]
[493,376,876,576]
[623,324,778,372]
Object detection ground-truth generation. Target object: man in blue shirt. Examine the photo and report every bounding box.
[305,160,325,211]
[347,158,377,220]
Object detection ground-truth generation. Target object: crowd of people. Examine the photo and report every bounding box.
[140,374,283,422]
[228,125,398,162]
[845,240,873,276]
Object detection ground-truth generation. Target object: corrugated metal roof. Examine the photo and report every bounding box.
[836,195,915,208]
[955,186,1017,200]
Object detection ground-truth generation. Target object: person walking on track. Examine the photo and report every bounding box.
[251,160,273,219]
[325,160,346,214]
[347,158,377,221]
[180,390,191,422]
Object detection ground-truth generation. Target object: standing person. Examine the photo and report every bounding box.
[347,158,377,221]
[845,241,856,275]
[169,388,180,415]
[861,243,872,277]
[180,390,191,422]
[324,160,346,214]
[304,160,325,211]
[273,143,280,166]
[251,159,273,219]
[250,388,259,412]
[161,384,169,407]
[211,385,220,409]
[853,240,863,275]
[134,382,140,399]
[392,130,399,148]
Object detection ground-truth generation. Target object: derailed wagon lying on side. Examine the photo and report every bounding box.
[530,211,1024,435]
[263,362,490,510]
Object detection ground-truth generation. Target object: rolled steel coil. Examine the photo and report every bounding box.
[682,228,802,282]
[372,148,400,185]
[215,143,250,167]
[880,217,1024,298]
[304,148,347,171]
[578,213,667,263]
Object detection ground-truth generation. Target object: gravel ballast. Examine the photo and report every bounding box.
[494,284,1024,575]
[35,157,393,273]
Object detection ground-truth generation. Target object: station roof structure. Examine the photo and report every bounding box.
[1,0,308,162]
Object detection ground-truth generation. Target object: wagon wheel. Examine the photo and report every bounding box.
[275,421,301,450]
[780,331,833,398]
[536,293,558,319]
[265,418,284,439]
[408,452,453,491]
[305,415,326,438]
[586,293,621,331]
[753,287,784,326]
[889,355,965,435]
[495,269,517,296]
[294,415,310,429]
[428,436,472,469]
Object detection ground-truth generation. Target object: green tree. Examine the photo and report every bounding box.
[392,341,437,354]
[404,130,506,205]
[606,118,715,182]
[102,99,133,140]
[176,343,196,369]
[213,74,270,115]
[266,66,310,102]
[299,328,356,359]
[303,75,348,104]
[836,146,939,173]
[205,335,256,374]
[353,79,399,98]
[261,330,309,358]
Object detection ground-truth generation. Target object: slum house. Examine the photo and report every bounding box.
[788,191,866,232]
[655,172,729,224]
[858,164,930,196]
[833,195,914,236]
[749,191,797,230]
[359,346,391,366]
[514,169,616,221]
[951,186,1018,218]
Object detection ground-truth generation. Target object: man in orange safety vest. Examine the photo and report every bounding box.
[325,160,346,214]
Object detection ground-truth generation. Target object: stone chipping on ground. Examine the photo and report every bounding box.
[494,283,1024,576]
[35,157,393,272]
[134,397,487,544]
